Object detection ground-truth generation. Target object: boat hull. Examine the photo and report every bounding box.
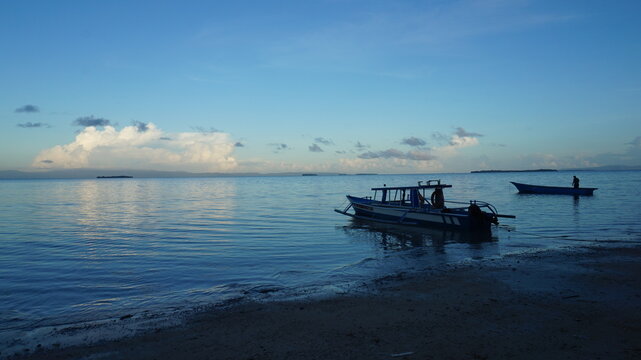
[342,196,492,232]
[510,182,597,196]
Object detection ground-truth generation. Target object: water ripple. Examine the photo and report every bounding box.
[1,172,640,349]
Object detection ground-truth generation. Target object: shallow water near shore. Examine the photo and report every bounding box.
[1,171,640,351]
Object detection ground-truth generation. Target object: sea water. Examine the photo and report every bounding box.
[1,171,640,351]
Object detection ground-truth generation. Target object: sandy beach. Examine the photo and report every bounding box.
[10,244,641,360]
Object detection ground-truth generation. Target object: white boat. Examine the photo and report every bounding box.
[334,180,514,232]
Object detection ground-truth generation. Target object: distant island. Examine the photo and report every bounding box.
[471,169,557,173]
[96,175,133,178]
[301,173,317,176]
[0,165,638,180]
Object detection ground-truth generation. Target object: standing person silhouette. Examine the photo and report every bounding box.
[572,176,580,189]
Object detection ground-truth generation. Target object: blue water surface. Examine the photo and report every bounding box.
[1,171,640,349]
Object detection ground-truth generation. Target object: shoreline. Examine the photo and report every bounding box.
[10,244,641,360]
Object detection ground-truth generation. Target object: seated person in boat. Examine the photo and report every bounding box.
[572,176,580,189]
[431,187,445,209]
[417,191,426,207]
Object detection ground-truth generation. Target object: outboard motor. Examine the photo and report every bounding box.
[468,202,498,227]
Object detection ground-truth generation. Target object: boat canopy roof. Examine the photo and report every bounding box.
[371,180,452,191]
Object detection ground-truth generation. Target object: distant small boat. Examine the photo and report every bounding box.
[510,182,597,196]
[97,175,133,179]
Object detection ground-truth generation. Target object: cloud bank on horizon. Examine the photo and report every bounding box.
[33,123,237,172]
[25,118,641,173]
[29,120,487,173]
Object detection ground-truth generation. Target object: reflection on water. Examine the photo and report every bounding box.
[340,218,496,252]
[572,195,580,225]
[1,171,640,352]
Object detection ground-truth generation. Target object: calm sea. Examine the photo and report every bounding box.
[1,171,640,351]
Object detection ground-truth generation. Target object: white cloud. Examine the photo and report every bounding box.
[338,157,444,173]
[342,128,483,173]
[32,123,237,172]
[358,148,435,161]
[488,153,595,170]
[434,133,481,157]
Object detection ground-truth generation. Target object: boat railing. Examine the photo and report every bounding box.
[444,199,499,215]
[471,200,498,214]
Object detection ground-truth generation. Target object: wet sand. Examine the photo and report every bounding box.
[10,245,641,360]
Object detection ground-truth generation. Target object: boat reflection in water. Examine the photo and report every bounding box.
[340,217,497,253]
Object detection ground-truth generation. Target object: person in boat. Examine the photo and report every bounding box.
[430,186,445,209]
[572,176,580,189]
[418,191,426,206]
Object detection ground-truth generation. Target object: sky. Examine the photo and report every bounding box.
[1,0,640,174]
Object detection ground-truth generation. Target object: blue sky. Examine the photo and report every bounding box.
[2,0,640,173]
